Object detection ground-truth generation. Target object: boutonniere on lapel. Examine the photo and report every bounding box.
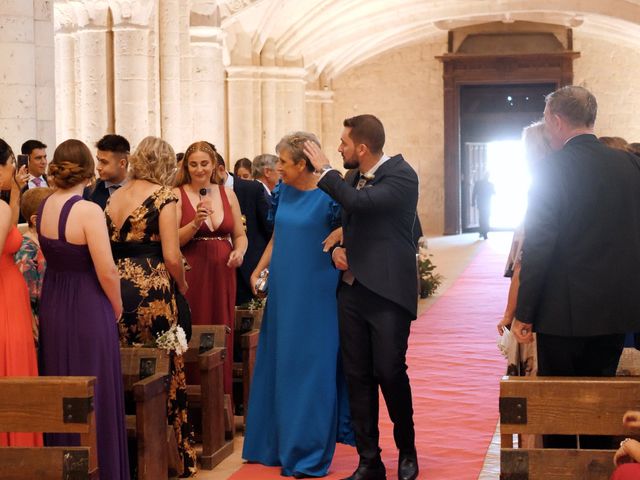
[356,172,375,190]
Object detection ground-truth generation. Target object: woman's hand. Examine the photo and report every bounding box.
[192,201,211,229]
[614,438,640,466]
[227,249,244,268]
[113,301,123,322]
[250,269,260,295]
[623,411,640,429]
[497,315,512,335]
[322,227,343,252]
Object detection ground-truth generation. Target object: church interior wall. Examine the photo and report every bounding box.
[330,35,448,235]
[573,32,640,142]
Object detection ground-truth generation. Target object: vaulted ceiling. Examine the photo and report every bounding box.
[219,0,640,78]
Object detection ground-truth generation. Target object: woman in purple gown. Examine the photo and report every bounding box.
[38,139,129,479]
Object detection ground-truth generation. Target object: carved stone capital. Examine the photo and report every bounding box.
[108,0,154,28]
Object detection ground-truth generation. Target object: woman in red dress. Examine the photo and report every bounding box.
[0,139,42,446]
[173,141,247,396]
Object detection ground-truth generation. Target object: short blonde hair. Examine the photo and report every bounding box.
[128,136,176,185]
[275,131,321,173]
[522,121,552,166]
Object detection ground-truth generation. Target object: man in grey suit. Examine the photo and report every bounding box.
[513,86,640,445]
[305,115,419,480]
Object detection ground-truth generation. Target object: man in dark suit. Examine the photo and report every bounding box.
[212,149,273,305]
[305,114,419,480]
[83,134,130,209]
[513,86,640,422]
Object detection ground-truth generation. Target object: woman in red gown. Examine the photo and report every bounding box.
[173,141,247,396]
[0,139,42,446]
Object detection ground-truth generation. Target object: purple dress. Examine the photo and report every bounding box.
[38,195,129,480]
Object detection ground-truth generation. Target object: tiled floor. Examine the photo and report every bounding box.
[196,232,507,480]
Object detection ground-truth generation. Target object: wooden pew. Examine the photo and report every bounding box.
[184,325,234,469]
[233,306,262,427]
[617,347,640,376]
[120,347,172,480]
[500,376,640,479]
[0,376,98,480]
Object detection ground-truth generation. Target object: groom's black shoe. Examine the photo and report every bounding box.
[340,462,386,480]
[398,451,419,480]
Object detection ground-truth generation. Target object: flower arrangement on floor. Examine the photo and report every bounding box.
[417,238,443,299]
[155,324,189,355]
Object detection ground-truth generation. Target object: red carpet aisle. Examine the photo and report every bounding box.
[230,240,508,479]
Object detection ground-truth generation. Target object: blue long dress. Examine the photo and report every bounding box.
[243,182,354,477]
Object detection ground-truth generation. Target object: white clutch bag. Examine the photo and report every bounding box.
[497,327,519,367]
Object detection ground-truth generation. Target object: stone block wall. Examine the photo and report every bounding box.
[330,34,448,234]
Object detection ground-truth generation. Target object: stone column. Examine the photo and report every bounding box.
[34,0,55,148]
[109,0,155,147]
[260,66,306,151]
[190,25,226,150]
[53,2,77,143]
[73,1,111,147]
[305,89,333,144]
[0,1,55,151]
[226,66,262,161]
[159,0,181,149]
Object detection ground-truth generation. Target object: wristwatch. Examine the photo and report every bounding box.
[316,164,333,175]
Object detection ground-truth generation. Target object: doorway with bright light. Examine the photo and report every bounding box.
[460,83,555,234]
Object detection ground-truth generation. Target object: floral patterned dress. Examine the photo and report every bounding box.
[14,235,45,347]
[106,186,197,477]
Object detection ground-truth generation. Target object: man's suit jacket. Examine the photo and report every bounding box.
[233,177,273,304]
[83,180,110,210]
[516,134,640,336]
[318,154,419,319]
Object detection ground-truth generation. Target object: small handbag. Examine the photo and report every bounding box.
[255,269,269,298]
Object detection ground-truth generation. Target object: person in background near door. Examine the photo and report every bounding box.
[252,154,280,197]
[234,157,253,180]
[83,134,130,210]
[472,171,495,240]
[21,139,48,190]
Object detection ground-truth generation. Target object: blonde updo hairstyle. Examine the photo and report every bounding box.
[176,141,218,187]
[48,139,95,189]
[275,131,321,173]
[128,136,176,185]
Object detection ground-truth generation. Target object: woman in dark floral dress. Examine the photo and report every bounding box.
[105,136,196,477]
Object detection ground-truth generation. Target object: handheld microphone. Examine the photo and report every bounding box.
[199,188,207,197]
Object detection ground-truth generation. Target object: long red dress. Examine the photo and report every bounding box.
[179,186,236,395]
[0,226,42,446]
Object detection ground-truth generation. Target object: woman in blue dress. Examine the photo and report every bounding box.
[243,132,354,478]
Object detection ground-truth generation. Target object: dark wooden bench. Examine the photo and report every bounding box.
[500,376,640,479]
[233,307,262,427]
[0,376,98,480]
[184,325,234,469]
[120,347,172,480]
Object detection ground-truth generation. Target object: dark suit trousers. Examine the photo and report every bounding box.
[537,332,625,448]
[337,280,415,463]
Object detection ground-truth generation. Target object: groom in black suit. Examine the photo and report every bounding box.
[305,115,419,480]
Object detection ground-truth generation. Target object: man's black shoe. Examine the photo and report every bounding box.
[340,463,386,480]
[398,452,419,480]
